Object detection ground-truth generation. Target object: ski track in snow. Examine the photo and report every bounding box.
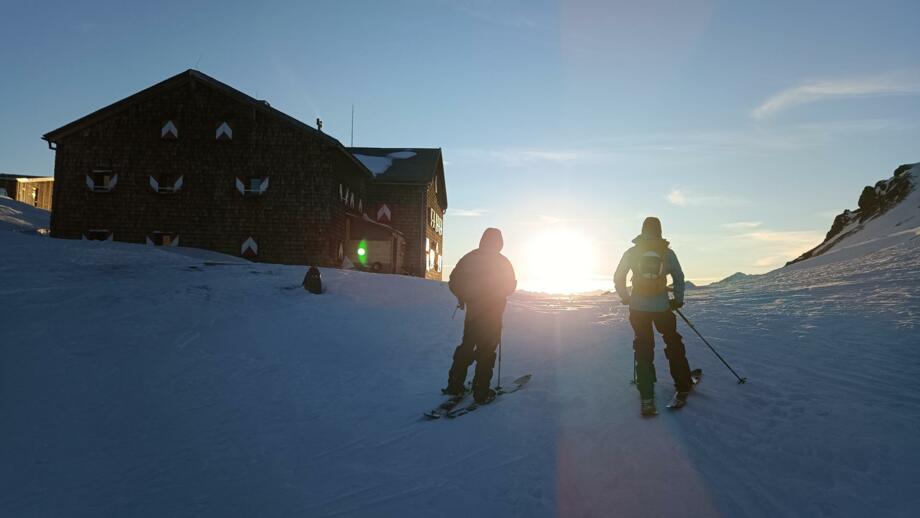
[2,230,920,517]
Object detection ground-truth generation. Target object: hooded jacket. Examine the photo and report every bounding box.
[449,228,517,320]
[614,234,685,313]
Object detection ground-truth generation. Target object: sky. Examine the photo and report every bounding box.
[2,0,919,289]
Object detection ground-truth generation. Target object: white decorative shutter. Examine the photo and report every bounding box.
[173,175,184,191]
[216,122,232,140]
[85,175,95,191]
[259,177,270,193]
[376,204,391,223]
[161,120,178,139]
[235,178,246,194]
[146,236,154,246]
[149,176,160,192]
[241,237,258,255]
[108,174,118,190]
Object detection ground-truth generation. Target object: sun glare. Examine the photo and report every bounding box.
[519,227,602,294]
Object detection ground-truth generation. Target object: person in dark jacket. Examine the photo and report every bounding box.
[614,217,692,415]
[444,228,517,403]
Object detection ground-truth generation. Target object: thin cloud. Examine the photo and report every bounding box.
[666,188,745,208]
[722,221,762,229]
[449,208,490,217]
[667,189,689,207]
[490,149,583,166]
[741,230,825,263]
[743,230,823,244]
[752,73,920,119]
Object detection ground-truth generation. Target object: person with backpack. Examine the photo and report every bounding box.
[443,228,517,404]
[614,217,693,416]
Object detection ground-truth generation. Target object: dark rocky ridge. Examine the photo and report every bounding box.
[786,163,917,266]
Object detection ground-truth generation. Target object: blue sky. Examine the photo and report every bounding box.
[2,0,919,287]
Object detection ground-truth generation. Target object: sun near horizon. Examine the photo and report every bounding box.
[515,226,608,294]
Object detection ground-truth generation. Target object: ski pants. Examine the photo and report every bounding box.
[629,309,692,398]
[447,312,502,400]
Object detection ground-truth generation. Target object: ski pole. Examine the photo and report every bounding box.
[675,309,747,384]
[496,340,502,391]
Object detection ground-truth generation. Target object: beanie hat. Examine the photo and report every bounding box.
[641,217,662,239]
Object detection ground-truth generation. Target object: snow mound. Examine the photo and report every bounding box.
[0,195,50,234]
[787,163,919,270]
[712,271,751,285]
[353,150,418,176]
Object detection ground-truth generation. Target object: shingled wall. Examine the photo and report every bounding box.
[48,80,368,266]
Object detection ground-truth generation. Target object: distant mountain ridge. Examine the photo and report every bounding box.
[787,163,919,267]
[714,272,750,285]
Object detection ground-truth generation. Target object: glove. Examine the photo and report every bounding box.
[669,299,684,311]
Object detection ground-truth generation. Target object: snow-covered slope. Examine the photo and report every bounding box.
[2,227,919,517]
[0,195,50,233]
[787,163,919,269]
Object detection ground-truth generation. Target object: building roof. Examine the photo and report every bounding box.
[347,147,447,208]
[42,69,374,179]
[0,174,53,181]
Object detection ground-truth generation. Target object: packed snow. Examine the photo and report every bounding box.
[2,205,919,516]
[0,195,50,234]
[353,151,418,176]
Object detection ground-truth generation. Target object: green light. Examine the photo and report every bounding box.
[357,239,368,265]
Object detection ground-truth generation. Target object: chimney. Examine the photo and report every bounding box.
[316,118,323,131]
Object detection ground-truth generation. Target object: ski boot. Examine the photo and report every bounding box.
[474,388,497,405]
[667,391,690,410]
[641,397,658,417]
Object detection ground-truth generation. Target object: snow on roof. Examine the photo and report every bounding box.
[352,150,418,177]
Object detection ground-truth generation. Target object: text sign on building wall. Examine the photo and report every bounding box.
[430,209,443,236]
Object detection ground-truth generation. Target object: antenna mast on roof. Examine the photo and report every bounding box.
[350,104,355,147]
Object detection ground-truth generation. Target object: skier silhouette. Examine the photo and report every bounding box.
[444,228,517,404]
[614,217,692,416]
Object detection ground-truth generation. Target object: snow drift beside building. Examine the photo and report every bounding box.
[0,194,50,234]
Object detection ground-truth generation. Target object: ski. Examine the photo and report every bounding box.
[667,368,702,409]
[445,374,532,419]
[422,384,472,419]
[423,394,468,419]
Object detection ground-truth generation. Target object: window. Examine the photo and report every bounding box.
[87,170,117,192]
[236,176,269,195]
[147,231,179,247]
[84,229,112,241]
[31,187,39,206]
[150,174,184,193]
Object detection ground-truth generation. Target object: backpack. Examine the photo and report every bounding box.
[631,241,670,296]
[303,266,323,294]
